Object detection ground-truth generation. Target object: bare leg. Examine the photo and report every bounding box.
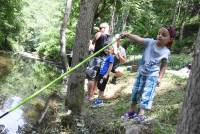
[111,70,124,84]
[98,91,104,99]
[129,102,137,112]
[114,71,124,78]
[87,80,95,100]
[93,80,98,95]
[138,108,145,115]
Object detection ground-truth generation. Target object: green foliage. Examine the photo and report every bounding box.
[1,0,199,60]
[21,0,64,52]
[151,83,184,134]
[37,42,60,61]
[168,54,192,70]
[36,27,60,60]
[0,53,62,97]
[123,42,144,55]
[0,0,23,51]
[20,0,80,60]
[172,23,199,54]
[153,120,176,134]
[114,0,199,55]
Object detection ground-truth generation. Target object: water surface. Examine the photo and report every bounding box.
[0,52,62,133]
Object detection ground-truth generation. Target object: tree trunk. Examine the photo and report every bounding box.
[121,7,130,32]
[172,0,179,26]
[176,0,182,25]
[60,0,73,72]
[110,0,116,34]
[65,0,101,115]
[179,20,185,43]
[176,27,200,134]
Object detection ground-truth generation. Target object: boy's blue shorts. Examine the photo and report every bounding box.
[131,74,158,110]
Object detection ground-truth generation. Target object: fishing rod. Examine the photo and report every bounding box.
[0,35,123,119]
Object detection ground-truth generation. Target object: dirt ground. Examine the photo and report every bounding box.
[82,69,188,134]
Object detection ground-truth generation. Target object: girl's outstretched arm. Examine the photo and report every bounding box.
[122,32,144,45]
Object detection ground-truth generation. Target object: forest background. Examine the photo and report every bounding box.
[0,0,199,60]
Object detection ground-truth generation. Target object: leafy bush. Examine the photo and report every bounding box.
[45,45,60,61]
[122,39,144,55]
[36,40,60,61]
[168,54,192,70]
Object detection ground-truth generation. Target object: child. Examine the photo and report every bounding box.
[91,46,114,107]
[121,26,176,122]
[110,34,127,84]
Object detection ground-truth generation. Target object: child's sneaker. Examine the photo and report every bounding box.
[121,111,137,120]
[91,99,104,108]
[133,114,146,123]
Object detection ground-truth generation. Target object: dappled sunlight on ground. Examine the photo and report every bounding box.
[84,69,188,101]
[83,68,188,133]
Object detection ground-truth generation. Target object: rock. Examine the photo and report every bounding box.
[125,124,141,134]
[0,124,5,133]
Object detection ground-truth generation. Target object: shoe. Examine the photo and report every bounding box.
[91,99,104,108]
[110,77,117,84]
[121,111,137,120]
[133,115,146,123]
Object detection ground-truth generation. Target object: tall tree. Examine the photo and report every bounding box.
[172,0,181,26]
[60,0,73,72]
[65,0,101,114]
[176,26,200,134]
[0,0,22,50]
[121,6,130,32]
[109,0,116,34]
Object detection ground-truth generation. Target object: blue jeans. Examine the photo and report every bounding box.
[131,74,158,110]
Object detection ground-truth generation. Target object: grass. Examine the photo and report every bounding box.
[151,88,184,134]
[168,54,192,70]
[79,54,191,133]
[84,70,187,134]
[126,54,192,70]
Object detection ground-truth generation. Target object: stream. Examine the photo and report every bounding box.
[0,52,62,134]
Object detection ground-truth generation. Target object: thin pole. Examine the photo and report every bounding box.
[0,37,119,119]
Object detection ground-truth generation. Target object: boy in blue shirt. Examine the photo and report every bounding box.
[92,46,114,107]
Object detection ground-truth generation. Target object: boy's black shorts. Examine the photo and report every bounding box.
[111,65,117,73]
[97,75,109,92]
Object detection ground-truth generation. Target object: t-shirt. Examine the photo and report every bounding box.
[99,54,114,76]
[138,38,170,76]
[118,46,126,57]
[94,33,112,57]
[112,45,126,66]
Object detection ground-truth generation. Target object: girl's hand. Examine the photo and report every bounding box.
[121,32,130,37]
[103,74,108,79]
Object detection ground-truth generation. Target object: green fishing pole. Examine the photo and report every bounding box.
[0,37,120,119]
